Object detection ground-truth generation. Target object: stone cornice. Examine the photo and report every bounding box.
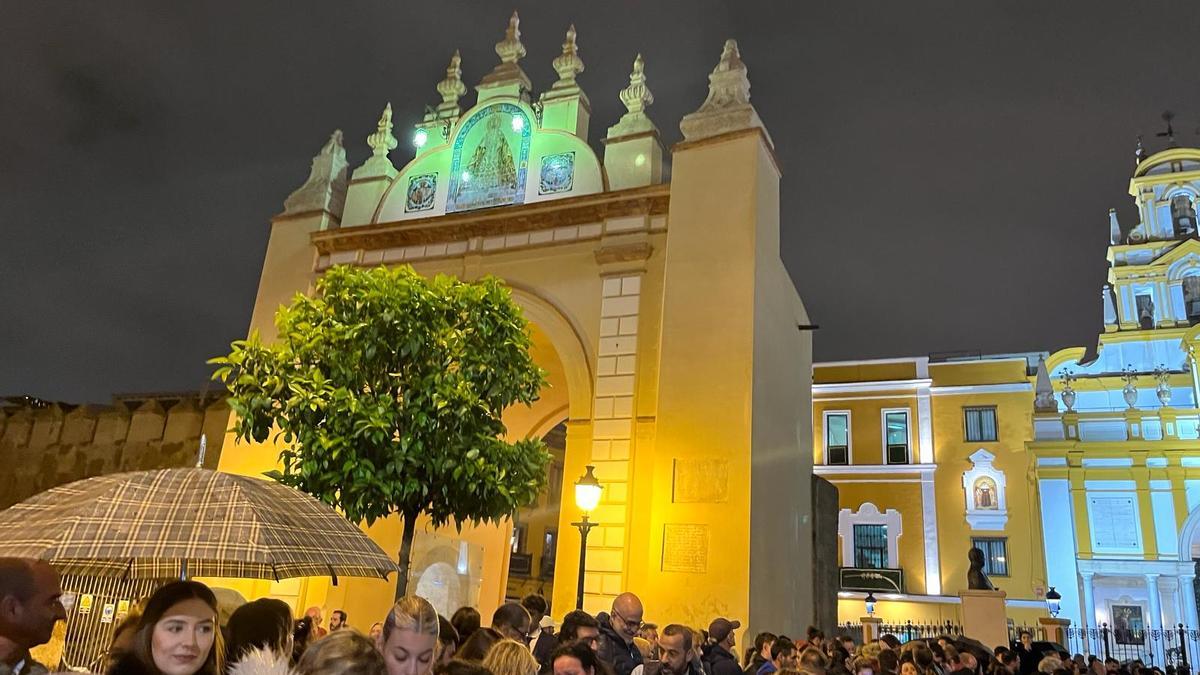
[311,184,670,254]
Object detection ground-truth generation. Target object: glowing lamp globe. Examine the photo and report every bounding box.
[864,591,877,617]
[413,129,428,149]
[575,465,602,514]
[511,115,525,132]
[1045,586,1062,618]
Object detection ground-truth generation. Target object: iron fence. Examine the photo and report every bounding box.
[838,620,965,645]
[1009,622,1200,668]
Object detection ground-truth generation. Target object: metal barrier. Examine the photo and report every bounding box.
[1011,622,1200,668]
[838,620,964,645]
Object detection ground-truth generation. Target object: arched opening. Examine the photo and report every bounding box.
[506,420,566,604]
[1183,274,1200,325]
[1173,194,1198,239]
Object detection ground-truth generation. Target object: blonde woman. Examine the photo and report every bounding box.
[482,640,538,675]
[296,630,385,675]
[376,596,440,675]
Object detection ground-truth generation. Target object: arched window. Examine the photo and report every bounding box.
[1185,275,1200,325]
[1173,194,1198,238]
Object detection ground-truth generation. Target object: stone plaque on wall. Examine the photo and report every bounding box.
[662,523,709,573]
[673,458,729,503]
[1088,494,1140,552]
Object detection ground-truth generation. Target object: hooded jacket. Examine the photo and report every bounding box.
[596,613,644,675]
[702,643,741,675]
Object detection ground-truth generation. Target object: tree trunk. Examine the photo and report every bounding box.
[395,509,418,599]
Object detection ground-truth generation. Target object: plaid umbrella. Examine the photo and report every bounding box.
[0,468,398,581]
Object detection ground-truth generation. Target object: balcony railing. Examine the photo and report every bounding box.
[1033,408,1200,443]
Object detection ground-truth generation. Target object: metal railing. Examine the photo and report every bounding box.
[839,620,964,645]
[1010,622,1200,667]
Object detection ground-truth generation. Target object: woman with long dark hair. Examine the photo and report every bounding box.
[107,581,222,675]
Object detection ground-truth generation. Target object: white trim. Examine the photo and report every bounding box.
[931,383,1033,396]
[814,379,934,395]
[921,472,942,595]
[962,449,1009,530]
[816,357,926,367]
[839,502,902,568]
[823,410,853,466]
[881,407,913,465]
[814,463,937,476]
[815,394,919,402]
[835,591,1049,608]
[917,387,934,464]
[823,479,924,484]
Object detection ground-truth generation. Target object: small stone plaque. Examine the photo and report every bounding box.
[662,523,709,573]
[673,458,729,503]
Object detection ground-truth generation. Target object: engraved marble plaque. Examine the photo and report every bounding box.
[673,458,729,503]
[1088,494,1140,552]
[662,523,709,573]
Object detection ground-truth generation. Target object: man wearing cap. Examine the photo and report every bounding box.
[702,618,742,675]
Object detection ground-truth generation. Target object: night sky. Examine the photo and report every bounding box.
[4,2,1200,403]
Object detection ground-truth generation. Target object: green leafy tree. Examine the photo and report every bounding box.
[210,265,549,596]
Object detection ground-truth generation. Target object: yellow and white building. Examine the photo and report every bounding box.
[1033,147,1200,648]
[813,354,1049,625]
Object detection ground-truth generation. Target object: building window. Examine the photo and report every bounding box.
[539,529,557,578]
[825,412,850,465]
[1136,293,1155,329]
[964,407,998,442]
[971,537,1009,577]
[883,410,910,465]
[511,524,527,553]
[853,524,889,569]
[1184,277,1200,325]
[1173,194,1197,238]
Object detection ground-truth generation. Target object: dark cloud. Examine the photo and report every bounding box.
[2,1,1200,403]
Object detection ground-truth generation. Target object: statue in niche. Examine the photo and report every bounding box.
[974,478,997,510]
[967,547,995,590]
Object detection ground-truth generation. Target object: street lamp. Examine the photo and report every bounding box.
[1046,586,1062,618]
[572,465,602,610]
[865,591,877,617]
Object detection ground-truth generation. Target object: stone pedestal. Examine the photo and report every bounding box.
[959,590,1009,651]
[1038,617,1070,646]
[861,617,883,643]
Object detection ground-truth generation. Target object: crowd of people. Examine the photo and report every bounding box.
[0,558,1185,675]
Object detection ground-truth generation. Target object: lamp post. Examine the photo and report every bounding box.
[1046,586,1062,618]
[572,465,602,610]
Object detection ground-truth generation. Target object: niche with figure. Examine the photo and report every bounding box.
[962,449,1008,530]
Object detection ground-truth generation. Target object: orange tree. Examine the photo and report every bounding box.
[211,265,549,596]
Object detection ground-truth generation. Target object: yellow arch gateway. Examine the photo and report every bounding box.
[214,18,814,639]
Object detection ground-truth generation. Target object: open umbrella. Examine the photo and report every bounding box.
[0,468,397,581]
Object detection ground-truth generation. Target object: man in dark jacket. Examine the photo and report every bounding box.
[744,632,776,675]
[596,593,645,675]
[644,625,704,675]
[703,618,742,675]
[0,558,66,675]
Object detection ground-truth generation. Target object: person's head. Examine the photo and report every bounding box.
[902,662,919,675]
[294,617,315,661]
[880,636,901,652]
[773,640,799,669]
[913,646,935,672]
[1039,657,1063,675]
[1104,659,1119,674]
[520,597,548,631]
[1019,632,1032,649]
[492,603,532,644]
[296,629,385,675]
[559,611,600,650]
[840,636,855,654]
[483,639,539,675]
[379,596,440,675]
[433,662,493,675]
[225,598,293,664]
[306,607,324,629]
[998,651,1018,673]
[451,608,482,645]
[437,616,460,664]
[552,640,601,675]
[330,610,348,631]
[879,648,899,675]
[853,657,879,675]
[800,648,828,672]
[458,628,503,663]
[944,646,960,671]
[129,580,221,675]
[610,593,644,644]
[656,625,693,675]
[639,624,660,645]
[0,558,66,652]
[106,609,144,671]
[755,633,779,662]
[709,618,741,650]
[960,653,978,673]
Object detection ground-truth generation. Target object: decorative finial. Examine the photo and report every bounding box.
[619,54,654,116]
[437,50,467,107]
[552,24,585,86]
[496,11,526,65]
[1034,356,1056,412]
[1109,208,1122,245]
[679,38,766,143]
[283,129,349,217]
[1135,134,1147,164]
[367,103,398,158]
